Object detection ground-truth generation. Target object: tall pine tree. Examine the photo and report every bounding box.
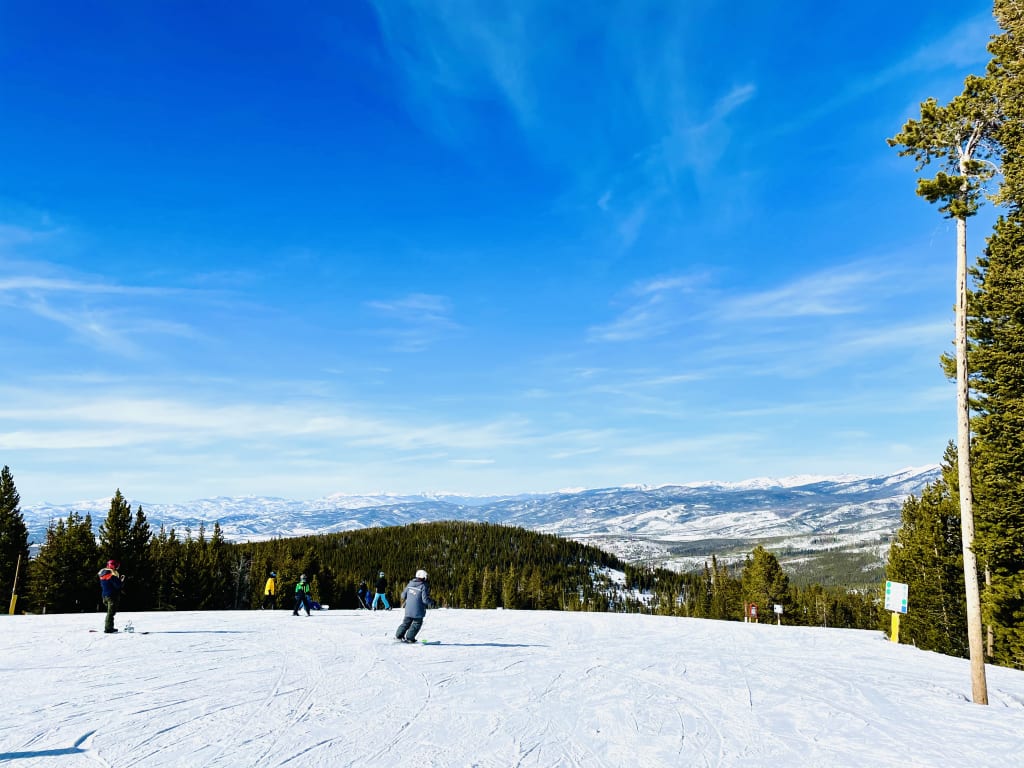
[741,545,790,620]
[126,506,154,610]
[888,38,1004,707]
[97,490,132,567]
[967,0,1024,669]
[0,466,29,608]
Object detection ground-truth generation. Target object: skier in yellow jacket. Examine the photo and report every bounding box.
[262,572,277,610]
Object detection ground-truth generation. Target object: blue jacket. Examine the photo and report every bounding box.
[98,568,122,599]
[401,578,433,619]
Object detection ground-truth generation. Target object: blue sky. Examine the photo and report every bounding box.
[0,2,1000,504]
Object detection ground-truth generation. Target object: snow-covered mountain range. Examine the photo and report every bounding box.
[23,466,940,571]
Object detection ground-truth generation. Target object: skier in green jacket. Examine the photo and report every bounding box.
[292,574,313,616]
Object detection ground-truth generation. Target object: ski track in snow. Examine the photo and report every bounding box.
[3,609,1024,767]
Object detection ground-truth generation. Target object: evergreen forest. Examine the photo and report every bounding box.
[1,470,876,630]
[885,1,1024,672]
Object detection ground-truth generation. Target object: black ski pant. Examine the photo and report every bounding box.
[262,594,276,610]
[293,593,312,616]
[103,596,119,632]
[395,616,423,641]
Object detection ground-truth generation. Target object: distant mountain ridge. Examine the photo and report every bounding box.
[23,466,941,571]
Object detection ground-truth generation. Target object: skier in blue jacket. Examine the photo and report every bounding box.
[395,569,435,643]
[98,559,123,633]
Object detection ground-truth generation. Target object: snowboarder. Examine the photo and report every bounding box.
[372,571,391,611]
[293,574,313,616]
[356,581,370,610]
[262,572,277,610]
[98,559,123,634]
[395,569,434,643]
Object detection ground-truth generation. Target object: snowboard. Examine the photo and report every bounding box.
[89,629,149,634]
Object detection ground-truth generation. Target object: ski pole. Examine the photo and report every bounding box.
[8,554,21,615]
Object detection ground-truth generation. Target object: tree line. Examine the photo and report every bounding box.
[1,467,876,629]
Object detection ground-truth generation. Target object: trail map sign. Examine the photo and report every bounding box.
[885,580,908,614]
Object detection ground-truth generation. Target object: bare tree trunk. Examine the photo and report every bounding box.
[985,567,994,657]
[956,214,988,705]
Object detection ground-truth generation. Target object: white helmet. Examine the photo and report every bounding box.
[415,569,428,579]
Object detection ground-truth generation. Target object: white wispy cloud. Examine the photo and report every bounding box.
[710,84,758,122]
[834,320,951,353]
[0,276,175,295]
[722,273,874,320]
[0,385,537,454]
[634,275,700,296]
[596,79,756,247]
[0,223,59,250]
[895,14,994,75]
[369,0,537,142]
[369,2,755,248]
[719,260,918,321]
[775,13,995,135]
[0,272,202,357]
[590,258,894,344]
[366,292,459,351]
[619,432,763,459]
[587,304,662,343]
[548,446,602,460]
[588,273,706,342]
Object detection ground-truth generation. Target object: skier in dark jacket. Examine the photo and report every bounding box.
[356,581,370,610]
[372,571,391,611]
[395,569,434,643]
[293,574,313,616]
[98,559,123,633]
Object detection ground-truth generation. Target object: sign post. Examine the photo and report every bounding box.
[884,580,908,642]
[774,603,783,626]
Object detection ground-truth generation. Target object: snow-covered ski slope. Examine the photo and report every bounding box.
[2,609,1023,767]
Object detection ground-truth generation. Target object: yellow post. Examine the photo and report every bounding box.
[8,554,21,615]
[890,612,900,643]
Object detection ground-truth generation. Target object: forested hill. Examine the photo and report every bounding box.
[226,521,874,628]
[231,520,630,612]
[27,511,878,629]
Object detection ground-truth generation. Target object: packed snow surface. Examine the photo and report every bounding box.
[3,608,1023,767]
